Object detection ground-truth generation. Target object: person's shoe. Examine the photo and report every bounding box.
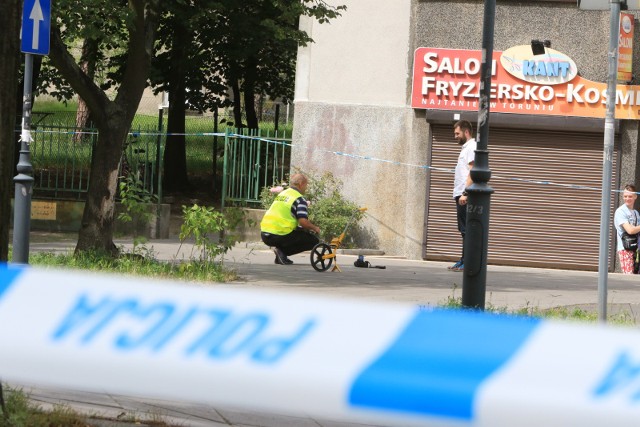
[274,256,294,265]
[447,260,462,270]
[451,263,464,272]
[273,248,293,265]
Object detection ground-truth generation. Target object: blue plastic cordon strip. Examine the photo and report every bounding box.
[0,264,23,300]
[349,308,541,420]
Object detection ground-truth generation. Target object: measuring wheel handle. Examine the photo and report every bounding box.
[310,242,334,272]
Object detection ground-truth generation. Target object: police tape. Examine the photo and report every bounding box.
[1,264,640,426]
[20,128,632,196]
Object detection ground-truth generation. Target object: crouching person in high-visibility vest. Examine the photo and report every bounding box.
[260,173,321,265]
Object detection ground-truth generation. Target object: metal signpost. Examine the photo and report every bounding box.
[461,0,496,309]
[579,0,640,322]
[13,0,51,264]
[580,1,627,322]
[595,1,621,322]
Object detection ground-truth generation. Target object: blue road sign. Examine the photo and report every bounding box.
[21,0,51,55]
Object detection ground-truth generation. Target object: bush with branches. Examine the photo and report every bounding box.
[259,170,364,246]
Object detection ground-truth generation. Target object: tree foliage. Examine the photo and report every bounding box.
[38,0,345,252]
[47,0,162,254]
[148,0,346,189]
[209,0,346,128]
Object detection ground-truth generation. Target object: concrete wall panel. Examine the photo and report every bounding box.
[292,102,428,258]
[296,0,412,105]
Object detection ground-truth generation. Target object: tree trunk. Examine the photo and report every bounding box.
[0,0,21,261]
[74,99,91,142]
[44,1,161,255]
[75,121,129,255]
[244,88,258,129]
[243,57,258,129]
[230,75,243,129]
[73,39,98,142]
[256,93,264,123]
[162,20,190,191]
[163,90,190,191]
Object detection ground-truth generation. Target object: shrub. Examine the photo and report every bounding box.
[259,170,364,246]
[117,173,158,253]
[178,205,253,263]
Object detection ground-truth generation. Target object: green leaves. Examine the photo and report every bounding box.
[179,204,249,263]
[117,174,157,224]
[117,173,158,254]
[260,170,364,246]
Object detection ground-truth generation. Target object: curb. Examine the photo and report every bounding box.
[237,242,385,257]
[337,248,385,256]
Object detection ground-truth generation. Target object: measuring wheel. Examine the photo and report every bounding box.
[311,243,334,272]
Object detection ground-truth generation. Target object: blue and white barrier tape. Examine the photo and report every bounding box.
[19,128,627,195]
[1,264,639,426]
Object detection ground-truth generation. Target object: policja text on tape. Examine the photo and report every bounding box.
[1,264,639,426]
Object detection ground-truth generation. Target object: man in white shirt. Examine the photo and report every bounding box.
[449,120,476,272]
[614,184,640,273]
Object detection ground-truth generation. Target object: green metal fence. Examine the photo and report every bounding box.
[222,129,292,207]
[29,123,289,207]
[31,125,95,198]
[30,125,165,200]
[122,127,164,197]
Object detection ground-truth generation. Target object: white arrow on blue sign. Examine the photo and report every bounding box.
[21,0,51,55]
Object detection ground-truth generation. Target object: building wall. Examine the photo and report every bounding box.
[293,0,427,258]
[417,0,614,82]
[293,0,640,260]
[295,0,413,105]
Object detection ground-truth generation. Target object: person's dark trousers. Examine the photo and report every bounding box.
[455,196,466,263]
[261,229,319,256]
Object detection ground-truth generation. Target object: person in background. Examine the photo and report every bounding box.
[260,173,321,265]
[448,119,476,272]
[614,184,640,274]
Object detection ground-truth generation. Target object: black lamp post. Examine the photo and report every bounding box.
[461,0,496,309]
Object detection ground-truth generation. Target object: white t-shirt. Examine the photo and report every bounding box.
[453,138,477,198]
[614,204,639,251]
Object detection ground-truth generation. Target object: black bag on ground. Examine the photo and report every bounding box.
[621,232,638,251]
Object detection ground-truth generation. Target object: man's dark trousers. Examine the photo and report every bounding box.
[261,229,319,256]
[455,196,466,263]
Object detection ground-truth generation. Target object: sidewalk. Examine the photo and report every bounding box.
[7,233,640,426]
[28,233,640,317]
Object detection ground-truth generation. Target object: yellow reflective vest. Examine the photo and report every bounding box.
[260,188,302,235]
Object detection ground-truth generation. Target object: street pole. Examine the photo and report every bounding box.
[155,105,165,238]
[12,53,35,264]
[462,0,496,309]
[213,109,219,194]
[597,0,621,323]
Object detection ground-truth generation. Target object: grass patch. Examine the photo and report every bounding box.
[436,286,636,325]
[0,386,175,427]
[1,387,87,427]
[29,250,238,283]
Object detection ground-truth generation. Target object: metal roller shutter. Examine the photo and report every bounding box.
[425,125,620,270]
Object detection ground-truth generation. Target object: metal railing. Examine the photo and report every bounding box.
[31,125,95,198]
[28,124,289,208]
[222,129,291,207]
[30,125,164,201]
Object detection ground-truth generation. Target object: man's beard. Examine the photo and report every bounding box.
[457,137,467,145]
